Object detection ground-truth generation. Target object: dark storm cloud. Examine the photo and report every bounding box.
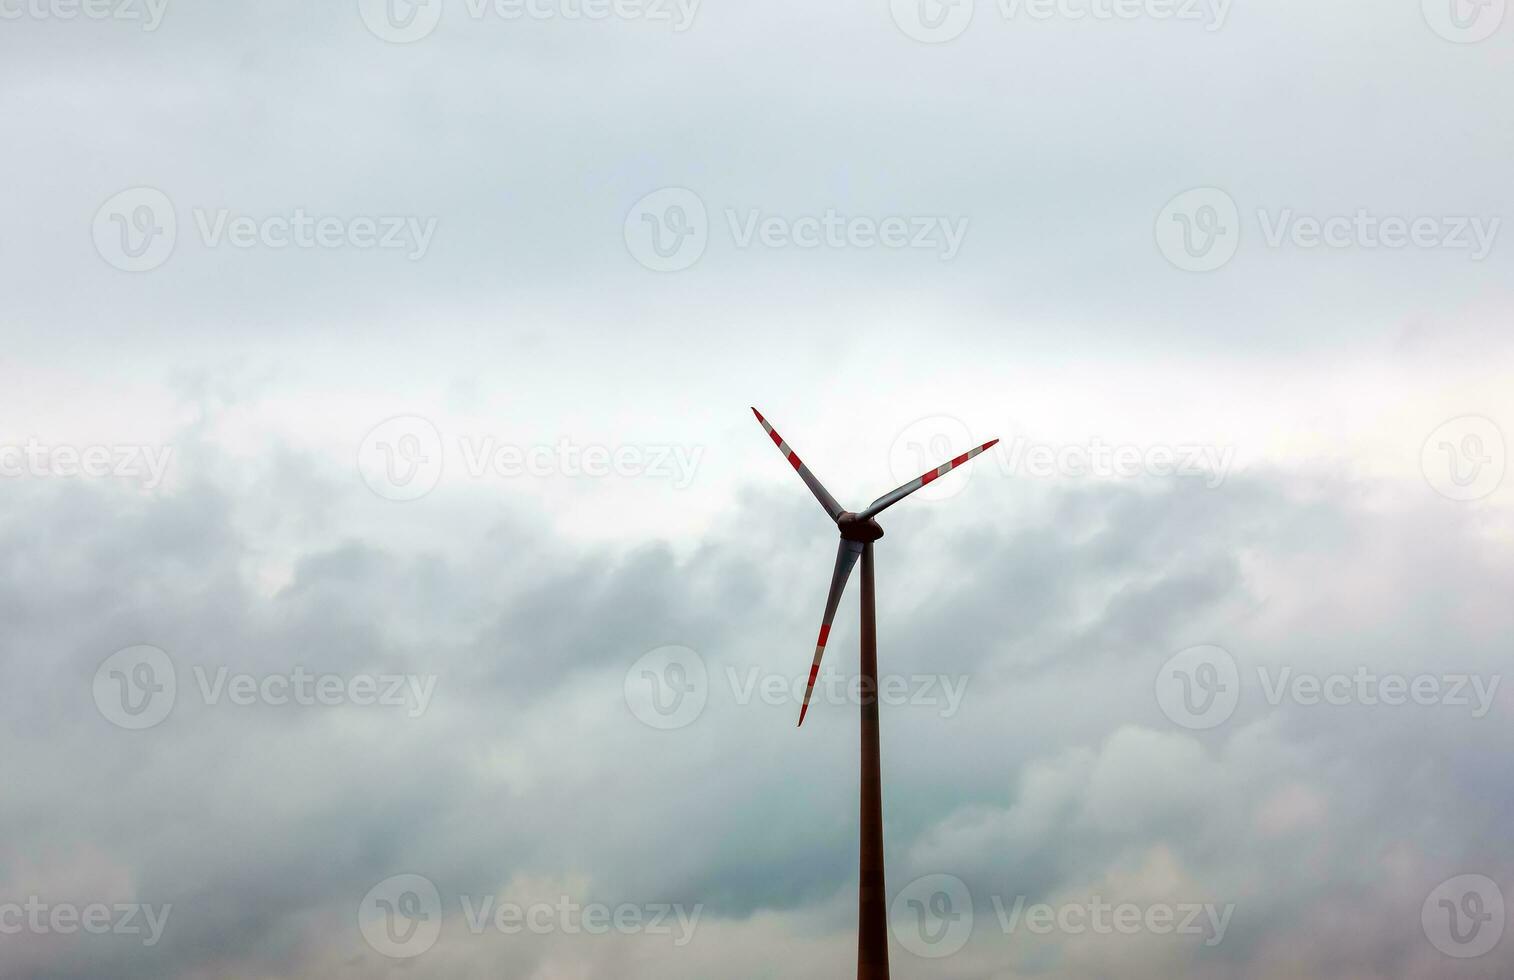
[4,439,1511,978]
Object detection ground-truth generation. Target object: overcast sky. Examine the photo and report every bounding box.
[2,1,1513,977]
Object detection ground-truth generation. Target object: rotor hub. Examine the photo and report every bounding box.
[838,512,885,542]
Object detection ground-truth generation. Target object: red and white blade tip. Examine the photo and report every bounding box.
[921,438,1000,483]
[798,628,829,727]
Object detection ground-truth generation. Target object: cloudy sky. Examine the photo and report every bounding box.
[2,0,1513,977]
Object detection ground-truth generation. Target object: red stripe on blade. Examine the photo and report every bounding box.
[921,470,938,485]
[817,625,830,646]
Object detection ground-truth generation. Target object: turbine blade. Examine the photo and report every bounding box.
[799,539,864,727]
[751,408,845,522]
[858,438,1000,521]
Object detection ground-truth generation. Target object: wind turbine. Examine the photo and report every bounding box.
[751,407,998,980]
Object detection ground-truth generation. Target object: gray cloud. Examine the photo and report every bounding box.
[3,1,1512,976]
[2,430,1512,978]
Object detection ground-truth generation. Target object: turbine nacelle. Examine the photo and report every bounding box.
[838,512,885,542]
